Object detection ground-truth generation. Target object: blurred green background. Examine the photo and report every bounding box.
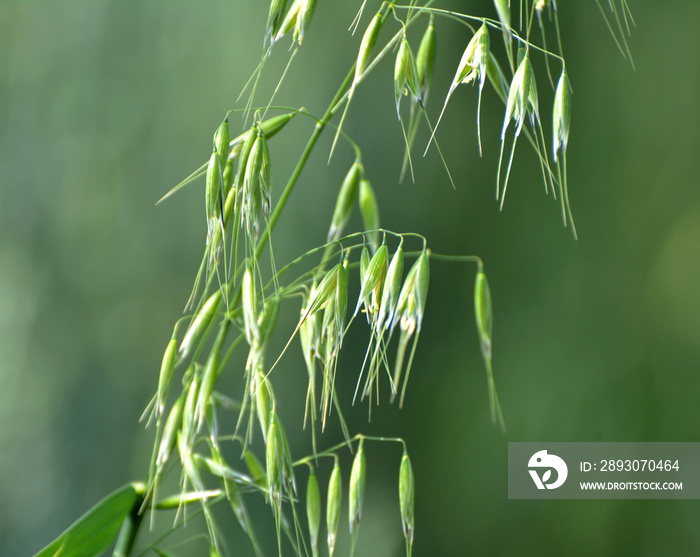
[2,1,700,556]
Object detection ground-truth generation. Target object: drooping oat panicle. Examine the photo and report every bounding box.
[306,467,321,557]
[348,439,366,535]
[328,161,363,242]
[179,290,222,360]
[326,459,342,556]
[398,451,415,549]
[552,69,571,162]
[359,179,380,252]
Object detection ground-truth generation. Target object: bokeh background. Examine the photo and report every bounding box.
[2,1,699,555]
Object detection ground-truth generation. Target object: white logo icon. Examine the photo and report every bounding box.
[528,450,568,490]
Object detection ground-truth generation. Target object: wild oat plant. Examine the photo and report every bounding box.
[35,1,633,556]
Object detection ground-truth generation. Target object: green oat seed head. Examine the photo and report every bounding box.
[242,265,259,346]
[180,371,201,453]
[474,271,505,431]
[265,0,289,49]
[392,251,429,406]
[243,128,265,239]
[205,150,221,235]
[394,36,420,118]
[274,0,317,47]
[377,244,404,333]
[497,53,539,207]
[328,161,363,243]
[195,345,221,429]
[501,53,538,140]
[307,466,321,557]
[330,10,383,159]
[359,179,380,252]
[354,242,387,320]
[354,11,383,90]
[326,458,342,557]
[265,412,280,502]
[552,69,571,162]
[213,115,230,167]
[349,438,367,541]
[398,451,415,549]
[416,16,436,105]
[156,391,185,471]
[360,245,370,281]
[425,23,490,157]
[474,271,492,360]
[179,290,222,360]
[400,16,437,183]
[155,336,178,420]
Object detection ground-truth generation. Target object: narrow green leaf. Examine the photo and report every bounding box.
[33,483,145,557]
